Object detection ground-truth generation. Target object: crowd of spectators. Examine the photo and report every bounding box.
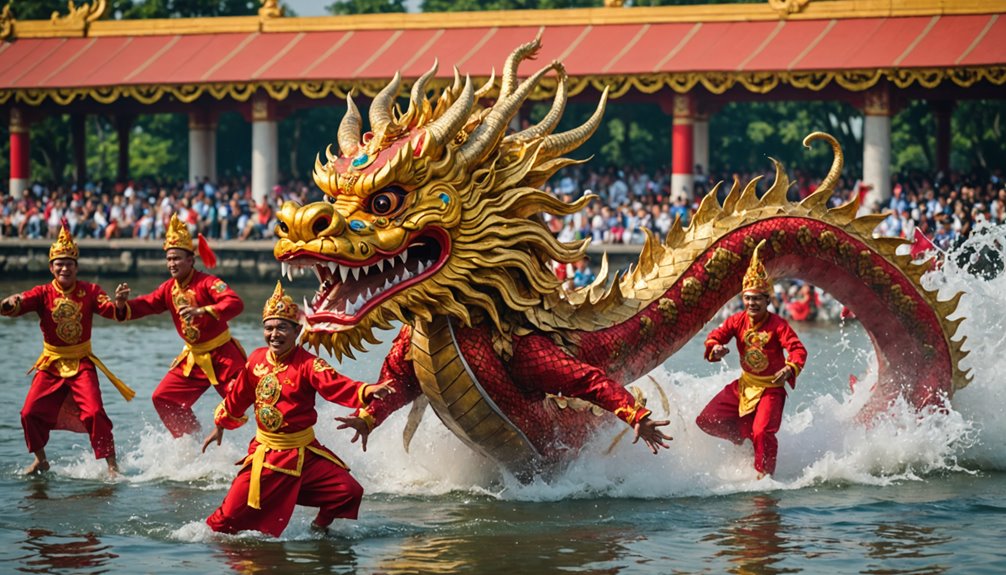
[3,163,1001,324]
[0,177,322,242]
[2,165,1002,249]
[539,163,1006,253]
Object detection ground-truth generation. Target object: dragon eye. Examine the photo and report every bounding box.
[369,188,407,216]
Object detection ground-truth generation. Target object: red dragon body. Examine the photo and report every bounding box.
[272,40,968,477]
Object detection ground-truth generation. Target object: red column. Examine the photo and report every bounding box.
[671,94,695,200]
[9,107,30,196]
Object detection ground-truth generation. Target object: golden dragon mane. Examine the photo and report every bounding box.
[277,37,609,358]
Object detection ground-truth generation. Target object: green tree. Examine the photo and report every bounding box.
[327,0,405,15]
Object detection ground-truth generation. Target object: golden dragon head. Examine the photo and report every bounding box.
[274,38,607,358]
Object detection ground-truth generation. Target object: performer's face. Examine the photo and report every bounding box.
[743,292,769,321]
[49,258,78,289]
[165,249,194,280]
[263,318,298,357]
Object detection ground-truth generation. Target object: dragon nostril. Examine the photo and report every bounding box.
[312,216,331,236]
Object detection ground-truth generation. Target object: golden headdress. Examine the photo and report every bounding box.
[263,281,300,324]
[163,213,217,268]
[49,223,79,261]
[742,239,772,295]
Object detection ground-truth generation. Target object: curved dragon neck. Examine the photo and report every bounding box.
[531,165,967,410]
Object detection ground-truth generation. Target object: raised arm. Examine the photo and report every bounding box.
[1,285,42,317]
[201,278,244,323]
[704,313,740,362]
[121,282,169,321]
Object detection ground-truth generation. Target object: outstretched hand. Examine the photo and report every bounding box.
[632,417,673,454]
[201,426,224,453]
[710,344,730,361]
[364,382,394,402]
[114,283,130,308]
[772,364,795,387]
[335,416,372,452]
[178,305,206,322]
[0,294,20,316]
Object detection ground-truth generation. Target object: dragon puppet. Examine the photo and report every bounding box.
[273,39,970,478]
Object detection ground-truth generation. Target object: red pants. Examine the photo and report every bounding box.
[153,341,244,437]
[20,367,115,459]
[696,381,787,475]
[206,451,364,537]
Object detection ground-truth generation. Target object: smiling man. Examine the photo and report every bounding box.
[696,240,808,479]
[117,214,245,437]
[202,282,390,537]
[0,224,134,476]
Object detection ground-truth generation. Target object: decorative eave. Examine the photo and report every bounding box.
[1,0,1004,106]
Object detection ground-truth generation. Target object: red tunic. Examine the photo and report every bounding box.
[123,269,244,360]
[697,311,808,476]
[704,311,807,383]
[207,346,371,536]
[7,280,125,458]
[123,270,245,436]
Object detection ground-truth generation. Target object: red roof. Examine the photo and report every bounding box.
[1,13,1003,97]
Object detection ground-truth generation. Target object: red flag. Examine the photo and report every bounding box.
[909,231,936,258]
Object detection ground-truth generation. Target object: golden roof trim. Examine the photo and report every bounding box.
[4,0,1005,40]
[2,66,1003,107]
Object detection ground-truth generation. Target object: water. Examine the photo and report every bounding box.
[1,230,1005,574]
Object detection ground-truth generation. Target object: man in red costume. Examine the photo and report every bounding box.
[118,214,245,437]
[0,225,135,475]
[201,282,389,537]
[696,240,807,479]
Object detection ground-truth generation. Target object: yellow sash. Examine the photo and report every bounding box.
[173,329,240,386]
[32,341,136,402]
[244,427,348,509]
[737,370,783,417]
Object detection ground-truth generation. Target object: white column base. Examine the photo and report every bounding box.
[10,178,29,197]
[189,128,210,184]
[693,119,709,178]
[670,174,695,202]
[252,120,278,204]
[863,114,891,210]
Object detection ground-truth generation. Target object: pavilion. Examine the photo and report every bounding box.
[2,0,1004,206]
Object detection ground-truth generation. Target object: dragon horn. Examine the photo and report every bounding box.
[337,92,362,157]
[539,86,609,160]
[499,33,542,102]
[475,67,497,100]
[369,71,402,137]
[503,62,567,145]
[425,75,474,152]
[403,59,439,124]
[457,60,556,167]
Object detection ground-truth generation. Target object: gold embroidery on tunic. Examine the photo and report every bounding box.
[254,358,288,432]
[171,282,200,343]
[51,297,83,343]
[313,357,335,374]
[741,325,771,372]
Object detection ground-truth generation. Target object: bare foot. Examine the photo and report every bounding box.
[23,458,50,475]
[756,472,768,480]
[105,455,120,478]
[310,521,330,535]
